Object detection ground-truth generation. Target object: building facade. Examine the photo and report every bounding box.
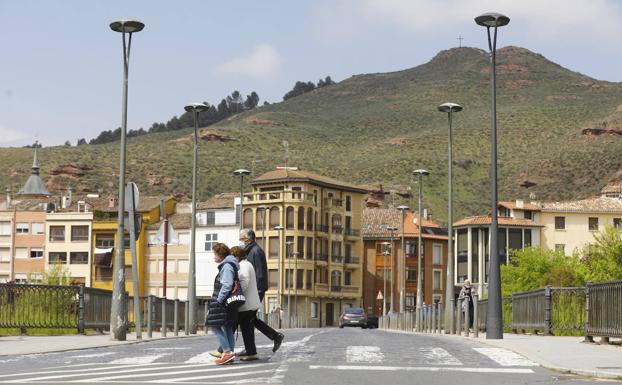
[243,167,366,327]
[362,208,449,315]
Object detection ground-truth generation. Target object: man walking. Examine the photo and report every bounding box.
[240,229,284,353]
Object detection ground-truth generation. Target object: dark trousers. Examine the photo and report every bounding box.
[255,292,278,341]
[239,310,258,355]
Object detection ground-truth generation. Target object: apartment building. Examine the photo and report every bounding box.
[243,167,366,327]
[362,208,448,315]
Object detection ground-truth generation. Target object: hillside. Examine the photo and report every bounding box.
[2,46,622,223]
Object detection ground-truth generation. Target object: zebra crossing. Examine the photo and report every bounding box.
[0,343,538,384]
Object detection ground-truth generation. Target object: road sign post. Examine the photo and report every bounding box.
[125,182,141,339]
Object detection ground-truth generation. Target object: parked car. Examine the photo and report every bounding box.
[339,307,368,328]
[366,314,379,329]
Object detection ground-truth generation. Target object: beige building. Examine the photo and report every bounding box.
[243,167,366,327]
[539,197,622,256]
[0,210,14,282]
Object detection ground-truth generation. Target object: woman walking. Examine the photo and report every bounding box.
[206,243,239,365]
[231,246,262,361]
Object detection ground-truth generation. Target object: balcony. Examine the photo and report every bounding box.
[315,224,329,233]
[330,285,342,292]
[344,256,360,265]
[324,198,343,209]
[331,255,344,263]
[331,225,343,234]
[315,283,328,292]
[342,286,360,295]
[316,254,328,263]
[244,191,316,205]
[344,228,360,237]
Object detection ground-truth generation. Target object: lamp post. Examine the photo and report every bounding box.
[233,169,251,229]
[387,226,398,313]
[475,11,510,340]
[184,102,209,334]
[380,241,390,315]
[438,102,463,333]
[293,251,300,319]
[109,19,144,341]
[413,169,429,326]
[397,205,409,312]
[274,225,284,311]
[286,240,294,323]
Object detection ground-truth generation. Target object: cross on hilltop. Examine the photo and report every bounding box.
[457,36,464,47]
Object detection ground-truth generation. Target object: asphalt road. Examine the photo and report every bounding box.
[0,328,617,384]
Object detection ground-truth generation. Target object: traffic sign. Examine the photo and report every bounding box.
[376,290,383,300]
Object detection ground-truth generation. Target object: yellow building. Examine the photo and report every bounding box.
[243,167,366,327]
[91,196,175,296]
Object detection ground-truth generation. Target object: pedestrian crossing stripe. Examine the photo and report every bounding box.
[309,365,534,374]
[472,348,538,366]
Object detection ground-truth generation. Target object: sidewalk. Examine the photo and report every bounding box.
[0,331,209,356]
[445,332,622,381]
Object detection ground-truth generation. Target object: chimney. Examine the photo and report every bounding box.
[515,199,524,209]
[5,187,10,208]
[108,197,117,208]
[423,208,428,221]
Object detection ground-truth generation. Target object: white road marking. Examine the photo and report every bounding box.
[70,352,117,359]
[0,364,149,380]
[473,348,538,367]
[346,346,384,363]
[419,347,462,365]
[146,347,189,350]
[148,369,276,383]
[185,352,217,363]
[109,354,168,364]
[309,365,534,373]
[72,363,271,383]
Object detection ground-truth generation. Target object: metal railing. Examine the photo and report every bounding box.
[344,256,360,264]
[315,224,329,233]
[344,228,360,237]
[585,280,622,342]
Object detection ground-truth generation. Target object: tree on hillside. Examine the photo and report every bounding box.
[317,76,335,87]
[283,81,316,100]
[64,141,71,146]
[77,138,87,146]
[244,91,260,109]
[227,91,245,114]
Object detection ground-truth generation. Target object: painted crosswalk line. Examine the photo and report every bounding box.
[473,348,538,366]
[346,346,384,363]
[109,354,169,364]
[419,347,463,365]
[309,365,534,374]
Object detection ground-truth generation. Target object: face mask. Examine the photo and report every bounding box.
[465,285,471,289]
[239,241,247,248]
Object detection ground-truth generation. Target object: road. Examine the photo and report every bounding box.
[0,328,616,384]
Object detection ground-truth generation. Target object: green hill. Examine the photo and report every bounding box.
[3,46,622,223]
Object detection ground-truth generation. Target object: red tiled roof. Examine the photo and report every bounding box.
[540,197,622,213]
[498,201,541,211]
[362,208,447,239]
[453,215,542,227]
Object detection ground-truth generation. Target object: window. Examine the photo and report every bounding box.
[433,244,442,265]
[306,270,312,289]
[243,209,253,228]
[344,271,352,286]
[523,210,533,220]
[346,196,352,211]
[298,207,305,230]
[508,228,522,251]
[285,269,293,289]
[71,225,89,242]
[235,205,240,225]
[296,269,304,289]
[96,233,114,248]
[433,270,442,290]
[32,223,44,235]
[95,267,112,281]
[14,273,27,284]
[30,248,43,258]
[70,252,88,264]
[589,217,599,231]
[615,218,622,229]
[256,208,267,231]
[406,241,417,257]
[0,248,10,262]
[311,302,318,318]
[406,267,417,283]
[306,237,313,260]
[555,244,565,254]
[16,223,29,234]
[524,229,532,247]
[555,216,565,230]
[49,226,65,242]
[269,207,280,228]
[269,237,279,259]
[49,252,67,264]
[286,206,295,229]
[206,211,215,225]
[15,247,28,259]
[307,208,313,231]
[297,236,304,258]
[205,233,218,251]
[0,221,10,235]
[457,229,468,282]
[268,269,279,289]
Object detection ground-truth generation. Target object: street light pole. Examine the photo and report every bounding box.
[397,206,409,312]
[380,240,390,315]
[387,226,398,313]
[184,102,209,334]
[475,11,510,340]
[109,19,144,341]
[233,169,251,230]
[286,241,294,323]
[438,102,463,333]
[274,225,284,311]
[413,170,429,326]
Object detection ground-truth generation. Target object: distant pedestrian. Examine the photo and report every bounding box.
[458,280,474,329]
[240,229,284,353]
[206,243,239,365]
[231,246,262,361]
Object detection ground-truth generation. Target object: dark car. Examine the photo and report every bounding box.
[339,307,368,328]
[366,314,379,329]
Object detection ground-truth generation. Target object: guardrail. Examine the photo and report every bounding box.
[585,280,622,342]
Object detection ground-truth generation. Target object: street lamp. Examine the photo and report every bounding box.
[387,226,398,313]
[380,241,391,315]
[274,225,285,311]
[438,102,463,333]
[286,240,294,323]
[109,18,144,342]
[293,251,300,319]
[397,205,409,312]
[475,11,510,340]
[413,169,429,326]
[184,102,209,334]
[233,169,251,229]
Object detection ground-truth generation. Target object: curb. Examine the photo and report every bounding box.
[0,333,208,357]
[377,328,622,381]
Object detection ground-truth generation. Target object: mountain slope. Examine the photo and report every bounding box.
[2,46,622,223]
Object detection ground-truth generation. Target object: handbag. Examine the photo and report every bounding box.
[225,266,246,309]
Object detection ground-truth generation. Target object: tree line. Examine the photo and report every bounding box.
[283,76,335,101]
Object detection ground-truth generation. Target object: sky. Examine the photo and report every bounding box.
[2,0,622,147]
